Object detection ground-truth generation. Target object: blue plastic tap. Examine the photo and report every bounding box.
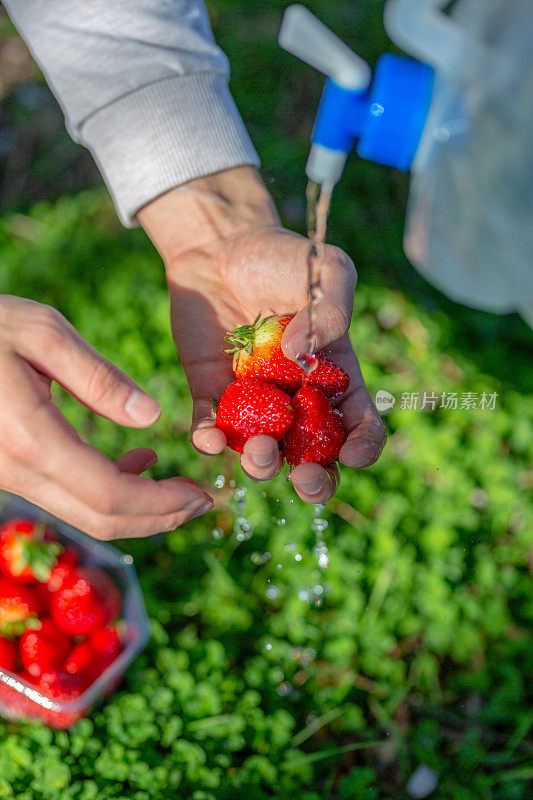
[279,5,435,184]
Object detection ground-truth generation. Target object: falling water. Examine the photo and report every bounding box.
[296,180,334,375]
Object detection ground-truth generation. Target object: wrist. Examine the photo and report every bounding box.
[137,166,280,264]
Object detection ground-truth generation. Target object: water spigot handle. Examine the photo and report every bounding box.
[278,4,371,91]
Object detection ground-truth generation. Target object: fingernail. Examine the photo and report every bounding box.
[299,474,324,495]
[184,498,213,520]
[142,454,158,470]
[285,331,308,360]
[125,390,161,425]
[251,448,275,467]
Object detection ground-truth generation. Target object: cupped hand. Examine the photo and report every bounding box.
[0,296,213,539]
[164,226,386,504]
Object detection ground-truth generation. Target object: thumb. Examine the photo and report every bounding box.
[281,245,356,360]
[281,297,352,361]
[18,306,161,427]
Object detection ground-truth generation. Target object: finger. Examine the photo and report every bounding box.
[190,398,227,455]
[16,303,160,427]
[338,388,387,467]
[11,472,213,540]
[23,394,214,518]
[281,245,357,359]
[329,346,387,468]
[240,435,282,481]
[289,462,339,504]
[116,448,158,475]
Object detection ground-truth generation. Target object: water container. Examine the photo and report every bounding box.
[279,1,533,327]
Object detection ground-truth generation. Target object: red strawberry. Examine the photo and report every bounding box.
[226,313,349,397]
[0,518,62,583]
[38,669,87,698]
[37,548,78,612]
[51,568,121,637]
[282,384,346,467]
[36,669,88,727]
[215,379,294,453]
[20,619,72,677]
[65,624,122,681]
[64,640,94,678]
[0,577,40,636]
[0,636,17,672]
[90,624,122,669]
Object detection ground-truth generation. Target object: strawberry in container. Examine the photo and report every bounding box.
[0,494,149,728]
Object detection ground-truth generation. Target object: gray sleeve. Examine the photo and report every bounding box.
[3,0,260,225]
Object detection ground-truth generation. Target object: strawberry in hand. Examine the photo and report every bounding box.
[227,313,349,398]
[0,518,62,583]
[282,385,346,467]
[215,379,294,453]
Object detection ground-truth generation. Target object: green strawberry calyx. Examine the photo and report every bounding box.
[224,313,274,357]
[12,523,63,582]
[1,615,41,639]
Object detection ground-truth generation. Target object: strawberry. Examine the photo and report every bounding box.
[35,669,88,728]
[51,568,121,637]
[0,636,17,672]
[215,379,294,453]
[0,518,62,583]
[65,624,122,681]
[226,313,349,397]
[0,577,40,636]
[64,640,94,679]
[37,548,78,612]
[20,618,72,677]
[282,384,346,467]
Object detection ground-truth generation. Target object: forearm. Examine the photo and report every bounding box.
[4,0,259,226]
[137,166,281,265]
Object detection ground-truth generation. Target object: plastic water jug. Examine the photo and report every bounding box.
[279,1,533,326]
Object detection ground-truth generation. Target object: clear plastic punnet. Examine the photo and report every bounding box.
[0,491,150,728]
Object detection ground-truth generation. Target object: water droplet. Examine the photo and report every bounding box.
[264,642,272,651]
[284,542,297,552]
[276,563,283,570]
[298,589,309,602]
[214,474,225,488]
[211,527,224,539]
[296,352,319,375]
[229,479,236,488]
[309,283,324,303]
[233,487,247,502]
[317,552,329,570]
[266,586,280,600]
[294,553,302,562]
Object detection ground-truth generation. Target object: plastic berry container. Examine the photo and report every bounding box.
[0,491,150,728]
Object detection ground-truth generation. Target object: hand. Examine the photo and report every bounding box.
[0,296,213,539]
[139,167,386,504]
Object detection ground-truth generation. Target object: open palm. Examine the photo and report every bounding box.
[166,224,386,504]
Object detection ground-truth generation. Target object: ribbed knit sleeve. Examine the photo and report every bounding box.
[3,0,260,225]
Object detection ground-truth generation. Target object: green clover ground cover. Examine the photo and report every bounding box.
[0,190,531,799]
